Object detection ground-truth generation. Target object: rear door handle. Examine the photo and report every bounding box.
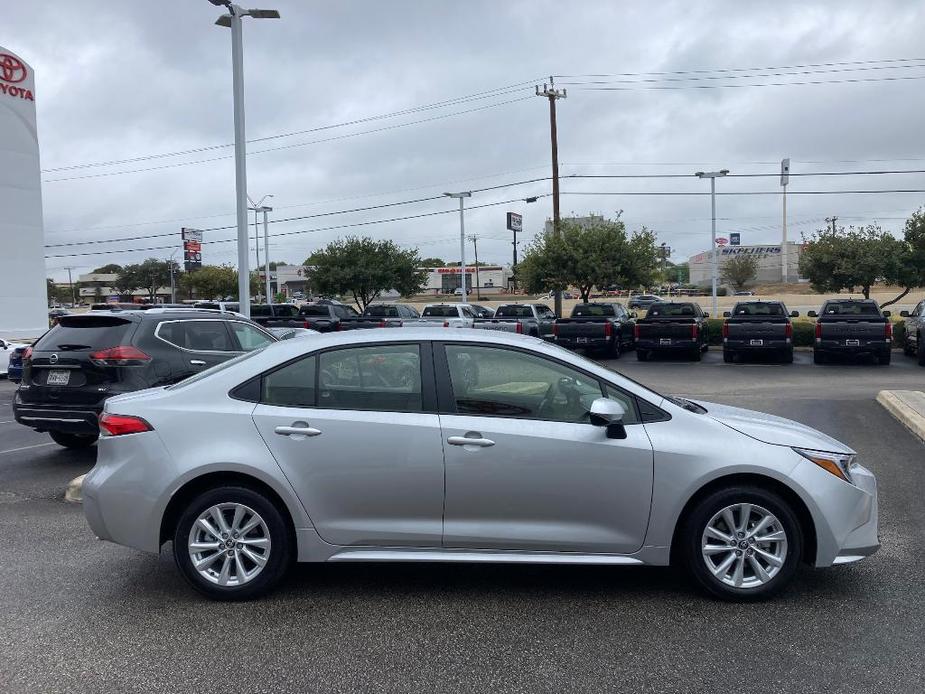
[275,425,322,437]
[447,435,495,447]
[189,360,206,366]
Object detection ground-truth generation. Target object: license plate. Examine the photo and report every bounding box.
[750,339,764,346]
[660,338,671,346]
[46,370,70,386]
[846,339,860,346]
[577,337,589,344]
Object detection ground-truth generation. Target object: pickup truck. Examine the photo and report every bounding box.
[900,300,925,365]
[403,303,477,328]
[634,302,709,361]
[337,303,421,330]
[552,302,636,357]
[808,299,893,365]
[472,303,556,337]
[247,303,304,328]
[722,301,799,363]
[297,302,361,332]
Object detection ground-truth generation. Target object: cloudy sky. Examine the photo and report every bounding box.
[7,1,925,281]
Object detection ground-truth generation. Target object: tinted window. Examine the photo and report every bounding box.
[275,305,298,317]
[365,305,400,318]
[732,303,785,316]
[319,345,422,412]
[230,322,274,351]
[300,305,331,317]
[250,305,272,317]
[822,302,881,316]
[496,305,533,318]
[157,321,234,351]
[647,303,697,317]
[573,304,615,317]
[34,316,134,351]
[445,345,604,423]
[194,302,219,310]
[422,306,459,317]
[334,305,360,318]
[262,355,316,407]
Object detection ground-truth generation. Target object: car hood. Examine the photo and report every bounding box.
[690,399,855,454]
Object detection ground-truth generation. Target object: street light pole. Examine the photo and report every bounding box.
[248,193,273,303]
[468,234,481,301]
[262,206,272,303]
[445,192,472,301]
[209,0,280,318]
[695,169,729,316]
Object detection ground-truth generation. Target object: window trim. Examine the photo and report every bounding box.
[154,319,239,355]
[433,341,663,425]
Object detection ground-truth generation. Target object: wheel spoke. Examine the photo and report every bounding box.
[194,551,224,571]
[748,555,772,583]
[196,518,222,541]
[704,526,732,543]
[755,530,786,544]
[190,541,221,553]
[230,505,245,534]
[711,551,737,578]
[210,506,230,535]
[754,547,784,568]
[721,508,738,535]
[737,504,752,534]
[217,555,232,585]
[234,551,248,580]
[237,537,269,548]
[238,516,261,536]
[703,544,733,556]
[732,554,746,587]
[747,514,773,539]
[240,546,267,568]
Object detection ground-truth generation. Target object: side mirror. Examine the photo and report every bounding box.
[807,310,818,318]
[882,310,891,318]
[722,311,731,318]
[630,311,638,319]
[900,310,910,317]
[790,311,799,318]
[703,312,710,318]
[589,398,627,439]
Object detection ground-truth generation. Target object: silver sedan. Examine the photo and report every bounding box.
[82,329,879,601]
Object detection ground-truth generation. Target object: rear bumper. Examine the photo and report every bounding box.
[554,335,612,349]
[636,338,699,351]
[724,339,790,351]
[12,393,101,434]
[815,340,891,356]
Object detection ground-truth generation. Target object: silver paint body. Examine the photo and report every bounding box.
[83,329,879,569]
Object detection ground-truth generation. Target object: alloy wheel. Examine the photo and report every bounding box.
[187,503,271,587]
[701,503,788,589]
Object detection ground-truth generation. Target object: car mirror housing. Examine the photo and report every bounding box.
[807,310,818,318]
[882,310,891,318]
[703,312,710,318]
[900,310,910,317]
[723,311,731,318]
[790,311,799,318]
[589,398,626,437]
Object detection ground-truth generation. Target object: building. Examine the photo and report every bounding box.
[422,266,513,295]
[688,242,804,287]
[271,265,312,298]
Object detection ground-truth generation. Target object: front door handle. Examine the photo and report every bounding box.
[189,360,206,366]
[275,425,322,437]
[447,435,495,447]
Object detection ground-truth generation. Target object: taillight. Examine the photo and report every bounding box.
[815,322,822,339]
[99,413,152,437]
[516,322,523,334]
[604,321,613,337]
[885,322,893,339]
[722,321,729,338]
[89,346,151,367]
[443,321,449,328]
[335,322,344,331]
[633,324,640,339]
[23,346,32,361]
[552,323,559,337]
[691,324,699,340]
[303,320,312,329]
[785,322,793,339]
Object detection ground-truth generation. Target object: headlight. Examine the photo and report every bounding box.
[793,447,856,484]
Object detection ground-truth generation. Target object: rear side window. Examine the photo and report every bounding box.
[495,305,532,318]
[732,303,784,316]
[822,302,880,316]
[334,306,360,318]
[647,304,696,317]
[251,305,271,317]
[275,305,298,317]
[230,322,275,351]
[318,345,422,412]
[365,305,400,318]
[34,316,134,351]
[422,306,458,318]
[300,305,330,317]
[262,355,317,407]
[157,321,234,351]
[573,304,615,317]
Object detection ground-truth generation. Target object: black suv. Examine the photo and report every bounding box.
[13,309,276,448]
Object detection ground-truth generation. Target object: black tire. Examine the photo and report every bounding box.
[723,350,735,364]
[609,339,621,359]
[636,349,650,361]
[918,334,925,366]
[679,485,803,601]
[782,348,794,364]
[173,486,292,601]
[878,351,892,366]
[813,350,826,365]
[691,346,703,362]
[49,431,96,449]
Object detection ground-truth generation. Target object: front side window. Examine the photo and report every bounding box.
[262,355,316,407]
[445,345,609,423]
[319,344,422,412]
[230,322,275,351]
[158,320,234,352]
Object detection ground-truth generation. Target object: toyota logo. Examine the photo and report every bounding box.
[0,54,27,84]
[49,353,59,364]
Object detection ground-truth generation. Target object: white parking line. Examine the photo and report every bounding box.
[0,420,15,425]
[0,442,55,456]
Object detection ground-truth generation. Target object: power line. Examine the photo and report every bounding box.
[568,73,925,92]
[562,189,925,196]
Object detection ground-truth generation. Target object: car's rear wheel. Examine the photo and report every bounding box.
[877,351,892,366]
[691,346,703,362]
[636,350,649,361]
[813,350,826,365]
[49,431,97,449]
[782,348,794,364]
[680,486,803,601]
[723,350,735,363]
[173,486,292,601]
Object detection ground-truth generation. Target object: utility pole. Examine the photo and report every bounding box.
[445,192,472,301]
[780,157,790,283]
[468,234,481,301]
[826,216,838,233]
[536,77,566,317]
[695,169,729,317]
[63,266,76,307]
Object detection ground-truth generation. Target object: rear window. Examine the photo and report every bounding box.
[34,316,134,351]
[732,303,784,316]
[422,306,459,317]
[274,305,298,317]
[251,305,272,317]
[572,304,615,317]
[822,302,881,316]
[495,305,533,318]
[194,302,219,310]
[647,304,697,317]
[300,305,331,317]
[364,305,400,317]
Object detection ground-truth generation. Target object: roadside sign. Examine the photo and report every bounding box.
[715,237,729,246]
[780,158,790,187]
[182,227,203,271]
[730,233,741,246]
[506,212,522,232]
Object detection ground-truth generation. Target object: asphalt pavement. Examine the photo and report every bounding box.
[1,351,924,694]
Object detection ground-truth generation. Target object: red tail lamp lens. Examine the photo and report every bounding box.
[99,413,152,437]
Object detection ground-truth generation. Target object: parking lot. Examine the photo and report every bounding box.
[1,353,924,694]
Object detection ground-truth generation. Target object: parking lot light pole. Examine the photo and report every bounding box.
[209,0,280,317]
[261,205,273,303]
[445,192,472,301]
[695,169,729,316]
[248,194,273,302]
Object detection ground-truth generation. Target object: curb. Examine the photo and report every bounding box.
[65,474,85,504]
[877,390,925,444]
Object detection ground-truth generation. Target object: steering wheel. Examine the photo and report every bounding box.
[537,377,580,418]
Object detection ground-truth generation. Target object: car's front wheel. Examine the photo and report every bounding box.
[680,486,803,601]
[49,431,97,449]
[173,486,292,601]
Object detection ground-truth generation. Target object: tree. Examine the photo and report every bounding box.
[879,207,925,307]
[309,236,427,310]
[664,262,689,285]
[799,224,906,300]
[720,254,759,290]
[184,265,239,300]
[114,264,142,297]
[419,257,445,267]
[92,263,123,274]
[517,217,660,302]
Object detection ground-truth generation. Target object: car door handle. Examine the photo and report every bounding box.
[275,425,322,437]
[189,360,206,366]
[447,435,495,447]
